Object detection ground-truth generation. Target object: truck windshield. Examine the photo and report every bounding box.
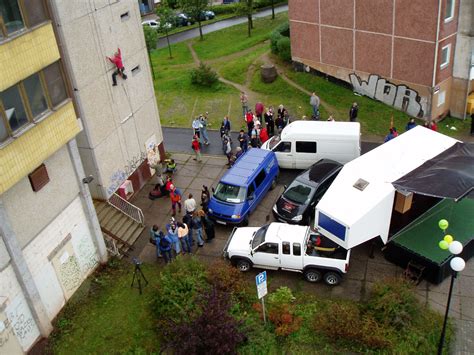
[252,224,270,249]
[213,183,246,203]
[268,135,281,149]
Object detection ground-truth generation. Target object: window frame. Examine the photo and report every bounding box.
[282,242,290,255]
[293,243,301,256]
[444,0,455,23]
[0,0,49,40]
[295,141,317,153]
[256,242,279,255]
[254,169,266,188]
[440,44,451,70]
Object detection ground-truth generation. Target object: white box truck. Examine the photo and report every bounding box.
[260,121,361,169]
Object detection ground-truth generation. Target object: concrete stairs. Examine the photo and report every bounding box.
[93,200,145,258]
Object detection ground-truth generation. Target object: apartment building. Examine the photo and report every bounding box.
[0,0,163,352]
[289,0,472,120]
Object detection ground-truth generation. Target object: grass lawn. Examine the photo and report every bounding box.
[49,261,160,354]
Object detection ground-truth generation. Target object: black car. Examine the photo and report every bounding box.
[272,159,342,225]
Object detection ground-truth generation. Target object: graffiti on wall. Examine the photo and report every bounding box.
[349,74,425,117]
[77,237,98,272]
[106,151,148,196]
[4,295,40,350]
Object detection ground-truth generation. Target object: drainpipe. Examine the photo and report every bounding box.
[431,0,443,119]
[462,46,473,120]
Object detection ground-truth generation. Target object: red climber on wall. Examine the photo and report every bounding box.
[106,48,127,86]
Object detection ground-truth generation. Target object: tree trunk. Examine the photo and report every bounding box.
[165,29,173,59]
[271,0,275,19]
[247,14,251,37]
[198,20,203,40]
[250,0,254,28]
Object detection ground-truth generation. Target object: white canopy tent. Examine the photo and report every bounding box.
[315,126,459,249]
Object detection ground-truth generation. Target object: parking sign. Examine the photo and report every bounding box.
[255,271,267,299]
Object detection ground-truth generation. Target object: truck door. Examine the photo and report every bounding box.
[252,242,280,269]
[272,141,294,169]
[279,241,303,270]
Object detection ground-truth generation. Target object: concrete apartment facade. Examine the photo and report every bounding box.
[289,0,473,120]
[1,0,163,352]
[0,1,107,352]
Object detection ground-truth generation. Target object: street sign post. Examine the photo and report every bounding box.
[255,271,268,324]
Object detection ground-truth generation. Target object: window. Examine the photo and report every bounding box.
[293,243,301,256]
[444,0,455,22]
[120,11,130,21]
[274,141,291,152]
[23,73,47,118]
[437,90,446,107]
[0,85,28,133]
[296,141,317,153]
[282,242,290,255]
[254,170,266,188]
[213,182,246,203]
[0,0,25,36]
[247,182,255,198]
[440,44,451,69]
[43,62,68,107]
[314,178,335,201]
[256,242,279,254]
[131,65,141,76]
[0,61,70,144]
[22,0,47,27]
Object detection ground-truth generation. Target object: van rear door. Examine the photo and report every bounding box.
[295,141,318,169]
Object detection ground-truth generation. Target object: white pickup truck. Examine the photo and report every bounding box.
[223,222,351,286]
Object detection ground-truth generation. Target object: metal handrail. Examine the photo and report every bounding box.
[107,193,145,226]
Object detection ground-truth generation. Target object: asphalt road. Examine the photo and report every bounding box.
[157,5,289,48]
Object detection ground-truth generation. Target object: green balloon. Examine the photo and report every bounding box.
[438,219,449,230]
[439,240,449,250]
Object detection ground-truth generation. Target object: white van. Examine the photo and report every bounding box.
[261,121,361,169]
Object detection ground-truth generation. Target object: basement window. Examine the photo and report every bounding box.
[120,11,130,21]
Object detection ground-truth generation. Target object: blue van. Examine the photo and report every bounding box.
[208,149,279,226]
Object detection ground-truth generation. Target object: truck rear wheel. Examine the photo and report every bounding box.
[323,271,342,286]
[304,269,322,283]
[236,259,251,272]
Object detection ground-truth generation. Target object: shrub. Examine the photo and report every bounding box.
[190,62,219,86]
[314,302,392,350]
[270,31,282,54]
[210,3,240,15]
[151,256,208,324]
[267,286,295,307]
[206,260,252,305]
[276,36,291,62]
[366,278,420,330]
[162,288,246,354]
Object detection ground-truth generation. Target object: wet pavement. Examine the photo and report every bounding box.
[156,5,288,49]
[129,147,474,354]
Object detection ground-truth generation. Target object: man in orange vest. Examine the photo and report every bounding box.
[169,184,182,217]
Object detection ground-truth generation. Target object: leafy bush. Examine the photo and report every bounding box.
[190,62,219,86]
[162,288,245,355]
[151,256,208,324]
[276,36,291,62]
[267,286,295,307]
[314,302,392,350]
[366,278,420,330]
[210,3,241,15]
[206,260,252,305]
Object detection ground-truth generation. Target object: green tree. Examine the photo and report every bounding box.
[178,0,210,41]
[156,4,175,59]
[143,26,158,79]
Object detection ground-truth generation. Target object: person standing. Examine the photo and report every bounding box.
[166,219,181,255]
[184,193,196,215]
[245,110,255,136]
[177,222,191,254]
[349,102,358,122]
[198,209,215,242]
[191,135,202,162]
[264,107,275,137]
[169,185,182,217]
[200,186,210,213]
[255,102,265,121]
[310,92,320,119]
[199,114,210,145]
[429,120,438,131]
[158,231,173,263]
[183,212,195,246]
[106,48,127,86]
[259,125,269,144]
[150,225,162,258]
[224,137,232,165]
[192,117,202,140]
[238,130,249,152]
[192,211,205,247]
[240,91,249,117]
[220,116,231,138]
[405,118,417,131]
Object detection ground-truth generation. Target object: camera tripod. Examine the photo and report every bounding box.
[131,258,148,295]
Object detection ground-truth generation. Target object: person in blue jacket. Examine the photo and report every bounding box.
[158,231,173,263]
[405,118,417,131]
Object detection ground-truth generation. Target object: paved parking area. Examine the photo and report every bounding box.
[130,152,474,354]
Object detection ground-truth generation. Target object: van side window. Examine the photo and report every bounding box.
[314,176,336,200]
[282,242,290,255]
[254,170,266,188]
[296,141,317,153]
[247,182,255,197]
[256,242,279,254]
[293,243,301,256]
[274,141,291,152]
